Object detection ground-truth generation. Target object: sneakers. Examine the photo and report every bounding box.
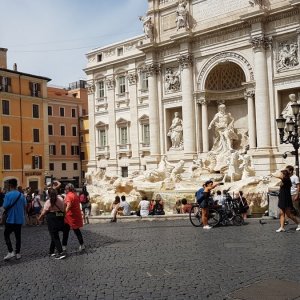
[4,251,15,261]
[203,225,212,230]
[16,253,21,260]
[79,244,86,252]
[296,225,300,231]
[49,253,56,257]
[54,253,66,260]
[276,227,285,232]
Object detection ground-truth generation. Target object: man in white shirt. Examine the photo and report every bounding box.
[119,195,131,216]
[286,165,300,211]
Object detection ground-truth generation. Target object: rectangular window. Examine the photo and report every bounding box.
[99,129,106,147]
[32,104,39,118]
[60,107,65,117]
[32,156,42,169]
[3,155,11,170]
[141,72,149,90]
[120,127,127,145]
[97,53,102,62]
[48,106,52,116]
[142,124,150,145]
[73,163,78,170]
[48,125,53,135]
[71,145,79,155]
[49,144,56,155]
[119,76,126,94]
[72,126,77,137]
[62,163,66,171]
[1,76,12,92]
[98,81,105,98]
[71,108,76,118]
[61,145,66,155]
[33,129,40,142]
[29,82,41,97]
[2,100,10,115]
[117,48,123,56]
[60,125,65,136]
[49,163,54,171]
[3,126,10,141]
[121,167,128,178]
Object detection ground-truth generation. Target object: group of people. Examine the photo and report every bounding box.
[110,194,166,222]
[1,178,89,261]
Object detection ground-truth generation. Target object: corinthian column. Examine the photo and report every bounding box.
[178,54,196,154]
[244,89,256,149]
[146,64,161,156]
[199,98,209,153]
[87,81,97,171]
[250,35,272,148]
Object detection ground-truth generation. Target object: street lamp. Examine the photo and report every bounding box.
[276,102,300,177]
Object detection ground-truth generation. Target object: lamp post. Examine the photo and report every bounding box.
[276,101,300,177]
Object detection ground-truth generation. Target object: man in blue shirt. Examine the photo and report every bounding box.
[3,178,26,261]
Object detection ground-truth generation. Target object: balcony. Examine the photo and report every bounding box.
[96,145,110,159]
[117,144,132,158]
[139,142,150,157]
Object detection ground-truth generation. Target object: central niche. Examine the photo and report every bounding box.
[205,62,246,91]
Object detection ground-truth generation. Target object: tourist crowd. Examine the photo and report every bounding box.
[0,179,90,261]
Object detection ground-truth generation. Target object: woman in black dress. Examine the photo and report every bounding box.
[273,169,300,232]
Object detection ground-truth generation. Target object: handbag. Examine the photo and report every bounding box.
[0,193,22,225]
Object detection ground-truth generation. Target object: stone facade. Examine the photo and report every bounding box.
[85,0,300,177]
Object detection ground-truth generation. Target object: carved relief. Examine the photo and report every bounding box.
[178,54,193,69]
[250,36,272,50]
[165,68,181,93]
[127,73,137,85]
[105,77,115,90]
[87,82,95,95]
[249,0,266,8]
[276,41,299,72]
[244,90,255,100]
[145,64,161,77]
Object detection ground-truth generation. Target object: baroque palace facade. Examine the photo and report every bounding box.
[85,0,300,177]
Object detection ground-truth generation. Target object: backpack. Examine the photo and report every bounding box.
[195,188,205,204]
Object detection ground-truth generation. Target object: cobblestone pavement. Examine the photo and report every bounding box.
[0,219,299,300]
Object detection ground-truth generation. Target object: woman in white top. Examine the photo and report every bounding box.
[138,196,150,217]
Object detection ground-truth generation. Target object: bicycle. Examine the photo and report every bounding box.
[189,203,221,227]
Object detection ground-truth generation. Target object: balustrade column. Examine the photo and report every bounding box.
[250,36,272,148]
[146,64,161,156]
[178,54,196,154]
[244,90,257,149]
[200,98,209,153]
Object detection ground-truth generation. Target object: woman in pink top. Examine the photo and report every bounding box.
[62,183,85,252]
[38,188,65,259]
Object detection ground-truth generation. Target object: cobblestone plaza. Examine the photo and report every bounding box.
[1,219,299,299]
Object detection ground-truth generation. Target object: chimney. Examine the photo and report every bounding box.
[0,48,8,69]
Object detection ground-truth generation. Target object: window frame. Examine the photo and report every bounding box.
[3,155,11,170]
[32,104,39,118]
[2,99,10,115]
[60,125,66,136]
[33,128,40,143]
[48,124,53,136]
[59,107,65,117]
[61,144,66,155]
[3,125,10,142]
[118,76,126,94]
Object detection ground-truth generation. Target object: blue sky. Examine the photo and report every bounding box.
[0,0,148,86]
